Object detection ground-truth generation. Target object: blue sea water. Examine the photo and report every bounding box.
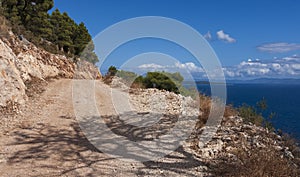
[196,83,300,139]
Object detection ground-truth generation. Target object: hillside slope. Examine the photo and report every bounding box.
[0,31,101,112]
[0,79,209,176]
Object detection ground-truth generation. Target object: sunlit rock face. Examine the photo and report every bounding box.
[0,39,27,107]
[0,32,101,109]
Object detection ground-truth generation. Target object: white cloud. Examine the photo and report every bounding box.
[257,43,300,53]
[138,63,165,69]
[137,62,204,73]
[203,31,212,40]
[135,56,300,79]
[224,55,300,78]
[216,30,236,43]
[174,62,204,72]
[291,64,300,70]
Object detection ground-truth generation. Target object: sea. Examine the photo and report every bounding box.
[195,82,300,140]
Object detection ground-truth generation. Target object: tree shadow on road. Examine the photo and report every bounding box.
[7,112,206,176]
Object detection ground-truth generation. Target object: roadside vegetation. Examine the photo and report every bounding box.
[104,66,198,97]
[238,98,275,131]
[2,0,299,173]
[104,66,300,176]
[196,94,300,176]
[199,95,300,176]
[0,0,98,64]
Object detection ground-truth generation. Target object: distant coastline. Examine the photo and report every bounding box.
[184,78,300,85]
[196,82,300,140]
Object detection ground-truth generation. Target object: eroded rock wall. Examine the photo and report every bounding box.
[0,32,101,109]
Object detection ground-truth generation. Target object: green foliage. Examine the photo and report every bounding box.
[103,66,119,85]
[256,97,267,111]
[25,1,54,39]
[116,70,138,83]
[179,86,198,98]
[107,66,118,76]
[238,98,275,130]
[73,23,91,54]
[50,9,74,53]
[162,71,184,86]
[132,76,145,88]
[133,72,180,93]
[1,0,98,64]
[105,67,140,85]
[2,0,54,36]
[238,104,264,126]
[159,71,198,97]
[103,68,194,95]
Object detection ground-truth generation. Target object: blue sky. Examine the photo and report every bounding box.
[52,0,300,79]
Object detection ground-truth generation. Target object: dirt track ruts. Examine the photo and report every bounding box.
[0,79,207,177]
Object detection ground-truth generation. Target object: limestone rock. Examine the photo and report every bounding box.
[0,31,101,109]
[74,60,101,79]
[0,39,27,107]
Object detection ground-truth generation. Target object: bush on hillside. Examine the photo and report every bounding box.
[103,67,185,94]
[116,70,138,83]
[238,98,275,130]
[141,72,179,93]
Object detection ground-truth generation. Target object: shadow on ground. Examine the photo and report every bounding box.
[7,112,206,176]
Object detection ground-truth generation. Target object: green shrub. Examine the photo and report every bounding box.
[116,70,138,83]
[107,66,118,76]
[104,67,196,96]
[238,98,275,130]
[238,104,264,126]
[140,72,179,93]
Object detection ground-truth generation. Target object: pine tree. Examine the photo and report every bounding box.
[49,8,61,44]
[26,11,53,39]
[1,0,99,64]
[1,0,54,38]
[72,22,99,64]
[24,0,54,39]
[73,22,91,55]
[50,9,75,53]
[61,12,76,53]
[1,0,20,24]
[9,5,21,25]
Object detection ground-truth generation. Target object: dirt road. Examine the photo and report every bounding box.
[0,79,206,176]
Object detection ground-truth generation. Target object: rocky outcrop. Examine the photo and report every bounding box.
[74,60,102,80]
[129,88,198,116]
[109,76,199,116]
[2,32,75,80]
[0,39,26,107]
[127,84,296,161]
[109,76,299,174]
[110,77,131,91]
[195,116,293,160]
[0,31,101,110]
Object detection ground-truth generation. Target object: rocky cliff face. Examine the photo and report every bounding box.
[0,38,27,109]
[0,32,101,111]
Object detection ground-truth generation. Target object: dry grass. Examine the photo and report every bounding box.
[195,94,300,176]
[0,15,10,38]
[282,133,300,166]
[196,94,238,129]
[211,147,300,177]
[224,105,238,118]
[196,94,211,129]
